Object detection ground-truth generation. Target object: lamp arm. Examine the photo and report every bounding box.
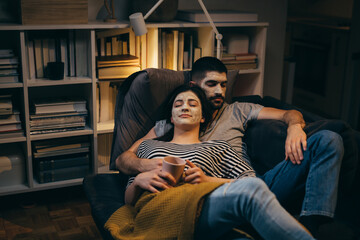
[144,0,165,20]
[197,0,223,58]
[197,0,219,35]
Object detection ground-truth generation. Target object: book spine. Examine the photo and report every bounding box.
[36,165,89,183]
[37,155,89,171]
[28,40,36,80]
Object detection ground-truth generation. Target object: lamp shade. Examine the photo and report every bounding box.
[129,12,147,36]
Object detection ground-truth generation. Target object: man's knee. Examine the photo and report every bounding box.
[309,130,344,155]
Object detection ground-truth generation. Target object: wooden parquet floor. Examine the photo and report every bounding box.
[0,186,102,240]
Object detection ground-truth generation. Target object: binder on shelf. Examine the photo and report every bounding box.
[35,153,89,171]
[35,165,89,183]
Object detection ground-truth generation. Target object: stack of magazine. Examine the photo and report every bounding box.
[33,136,90,183]
[0,95,23,138]
[30,98,88,135]
[0,49,20,83]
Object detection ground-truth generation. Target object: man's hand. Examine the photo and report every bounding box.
[285,123,307,164]
[139,158,163,172]
[134,169,176,193]
[184,160,210,184]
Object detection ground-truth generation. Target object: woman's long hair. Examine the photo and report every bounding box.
[157,84,213,142]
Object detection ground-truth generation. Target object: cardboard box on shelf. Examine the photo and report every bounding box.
[21,0,88,25]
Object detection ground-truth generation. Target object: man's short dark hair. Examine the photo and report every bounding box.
[191,57,227,83]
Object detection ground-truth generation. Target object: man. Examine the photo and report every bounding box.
[116,57,343,236]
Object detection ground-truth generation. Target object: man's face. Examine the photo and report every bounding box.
[198,71,227,110]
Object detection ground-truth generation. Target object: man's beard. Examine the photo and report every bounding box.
[209,96,225,110]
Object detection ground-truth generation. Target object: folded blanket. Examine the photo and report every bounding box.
[105,182,223,240]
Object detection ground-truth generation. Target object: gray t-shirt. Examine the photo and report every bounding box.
[154,102,263,165]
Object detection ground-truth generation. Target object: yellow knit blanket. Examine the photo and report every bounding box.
[105,182,223,240]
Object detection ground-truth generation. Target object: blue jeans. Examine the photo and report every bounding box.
[260,130,344,218]
[196,177,314,240]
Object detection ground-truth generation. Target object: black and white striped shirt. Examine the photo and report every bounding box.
[127,139,255,187]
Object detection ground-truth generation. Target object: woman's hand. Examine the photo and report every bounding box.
[134,169,176,193]
[184,160,210,184]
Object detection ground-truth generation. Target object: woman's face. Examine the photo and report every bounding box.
[171,91,204,127]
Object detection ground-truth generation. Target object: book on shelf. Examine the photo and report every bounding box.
[0,49,20,83]
[161,30,180,70]
[30,122,86,131]
[0,130,24,139]
[177,31,185,71]
[30,110,88,119]
[60,38,69,78]
[33,136,89,149]
[0,64,18,70]
[225,62,258,70]
[96,28,135,57]
[33,146,89,158]
[31,98,87,115]
[222,53,257,61]
[30,127,85,135]
[0,57,18,65]
[35,164,89,183]
[34,153,89,171]
[75,30,89,77]
[34,141,89,153]
[176,10,258,23]
[67,30,76,77]
[33,39,44,78]
[0,68,18,75]
[98,65,140,80]
[42,39,50,77]
[0,74,19,83]
[0,49,14,58]
[0,123,22,132]
[0,95,12,115]
[97,55,140,80]
[30,115,86,127]
[29,98,88,134]
[0,110,20,125]
[97,54,140,67]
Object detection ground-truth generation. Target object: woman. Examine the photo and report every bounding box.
[106,85,314,240]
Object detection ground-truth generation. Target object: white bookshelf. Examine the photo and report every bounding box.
[0,20,268,196]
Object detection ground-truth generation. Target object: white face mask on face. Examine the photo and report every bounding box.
[171,91,204,127]
[198,71,227,110]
